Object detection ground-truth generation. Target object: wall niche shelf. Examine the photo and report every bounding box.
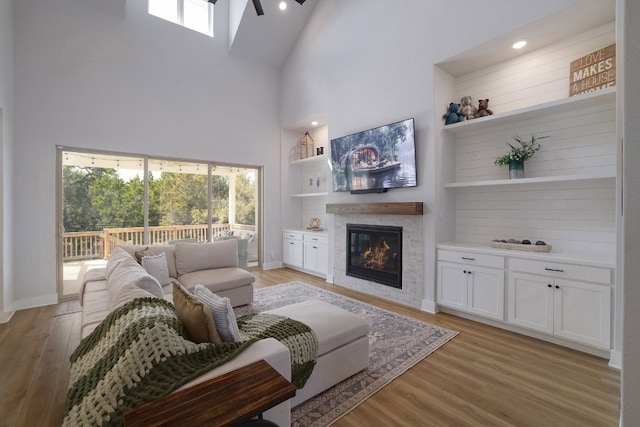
[445,173,615,188]
[433,17,618,356]
[290,154,328,166]
[290,192,329,198]
[442,87,616,136]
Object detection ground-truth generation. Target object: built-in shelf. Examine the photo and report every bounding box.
[290,154,328,166]
[326,202,423,215]
[444,173,616,188]
[290,192,329,198]
[442,87,616,136]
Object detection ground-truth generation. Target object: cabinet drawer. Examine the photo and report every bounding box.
[438,250,504,269]
[509,258,610,285]
[303,233,327,244]
[283,231,303,240]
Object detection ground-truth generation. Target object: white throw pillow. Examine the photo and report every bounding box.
[174,240,239,276]
[193,284,242,342]
[142,253,172,286]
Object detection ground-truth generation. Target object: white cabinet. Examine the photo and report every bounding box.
[437,250,505,321]
[303,233,328,276]
[508,273,554,334]
[508,260,611,349]
[282,230,327,277]
[437,244,613,351]
[283,231,303,268]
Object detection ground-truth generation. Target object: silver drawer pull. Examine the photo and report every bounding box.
[545,267,564,273]
[461,257,475,261]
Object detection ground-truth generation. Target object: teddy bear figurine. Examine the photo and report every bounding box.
[477,99,494,117]
[443,102,466,125]
[460,96,477,120]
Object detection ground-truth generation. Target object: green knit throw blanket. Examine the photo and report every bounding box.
[63,298,318,427]
[237,312,318,389]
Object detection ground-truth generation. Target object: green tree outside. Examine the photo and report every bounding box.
[62,166,256,233]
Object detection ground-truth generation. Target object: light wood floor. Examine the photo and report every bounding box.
[0,268,620,426]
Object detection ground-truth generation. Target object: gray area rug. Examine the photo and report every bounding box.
[235,281,458,427]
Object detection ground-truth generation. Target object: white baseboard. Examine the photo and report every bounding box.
[325,273,334,284]
[262,261,283,270]
[421,299,438,314]
[439,307,611,359]
[12,293,58,311]
[609,349,622,369]
[0,309,15,324]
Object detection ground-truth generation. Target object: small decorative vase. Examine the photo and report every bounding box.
[509,160,525,179]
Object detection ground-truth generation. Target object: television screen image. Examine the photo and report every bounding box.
[330,118,416,192]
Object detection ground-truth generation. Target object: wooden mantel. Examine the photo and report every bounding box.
[326,202,423,216]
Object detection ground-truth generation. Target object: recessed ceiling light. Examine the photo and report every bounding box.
[512,40,527,49]
[311,121,318,126]
[279,1,287,10]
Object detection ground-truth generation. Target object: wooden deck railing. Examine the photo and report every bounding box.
[63,224,253,261]
[62,231,104,260]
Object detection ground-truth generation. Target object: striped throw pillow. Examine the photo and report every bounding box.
[193,285,242,342]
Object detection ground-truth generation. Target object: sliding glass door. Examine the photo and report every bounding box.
[57,149,261,300]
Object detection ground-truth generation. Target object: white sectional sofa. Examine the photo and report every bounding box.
[77,240,370,426]
[119,239,256,306]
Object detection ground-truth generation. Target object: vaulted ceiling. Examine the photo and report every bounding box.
[227,0,316,69]
[74,0,316,70]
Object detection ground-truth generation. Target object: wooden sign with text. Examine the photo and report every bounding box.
[569,43,616,96]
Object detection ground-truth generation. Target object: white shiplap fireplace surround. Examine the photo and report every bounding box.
[328,203,425,309]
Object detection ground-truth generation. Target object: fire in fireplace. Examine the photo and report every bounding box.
[346,224,402,289]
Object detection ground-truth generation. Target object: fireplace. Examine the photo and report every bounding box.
[346,224,402,289]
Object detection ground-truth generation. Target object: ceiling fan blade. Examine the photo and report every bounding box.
[295,0,306,4]
[252,0,264,15]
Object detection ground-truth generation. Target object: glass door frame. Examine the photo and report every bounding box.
[56,146,263,301]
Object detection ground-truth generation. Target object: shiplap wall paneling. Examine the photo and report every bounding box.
[454,22,615,114]
[452,99,617,183]
[454,180,616,256]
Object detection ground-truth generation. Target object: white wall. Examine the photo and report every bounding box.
[0,0,15,321]
[622,0,640,423]
[11,0,282,307]
[280,0,585,308]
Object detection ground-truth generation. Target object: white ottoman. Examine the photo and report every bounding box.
[265,300,370,407]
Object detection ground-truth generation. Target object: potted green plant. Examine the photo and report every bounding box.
[494,134,548,179]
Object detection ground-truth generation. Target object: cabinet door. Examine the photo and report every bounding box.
[467,266,504,320]
[553,279,611,349]
[315,243,328,275]
[437,262,467,311]
[507,272,554,334]
[283,238,303,268]
[303,241,327,274]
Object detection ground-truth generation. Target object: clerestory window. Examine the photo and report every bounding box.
[148,0,214,37]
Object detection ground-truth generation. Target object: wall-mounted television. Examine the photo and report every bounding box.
[330,118,416,193]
